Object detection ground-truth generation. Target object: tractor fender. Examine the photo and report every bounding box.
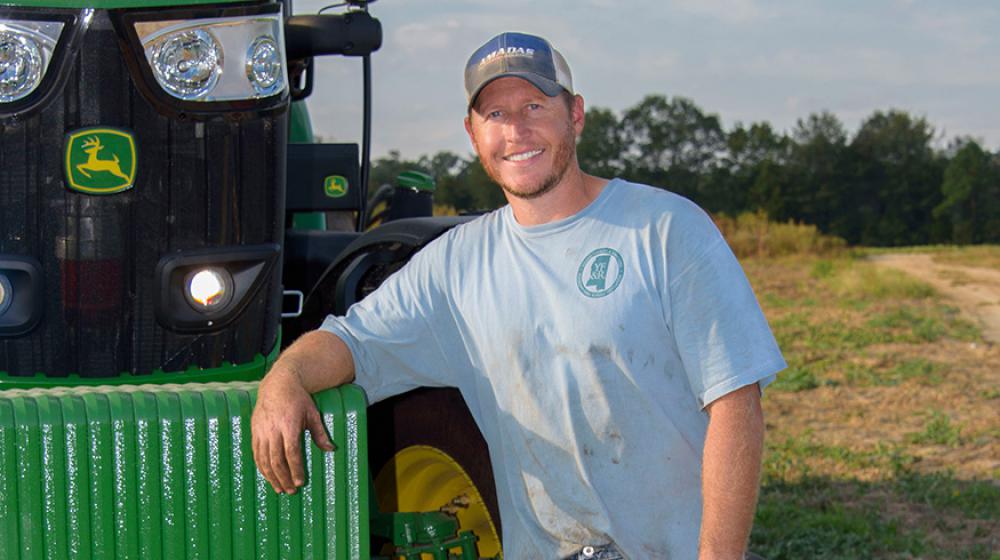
[285,216,473,342]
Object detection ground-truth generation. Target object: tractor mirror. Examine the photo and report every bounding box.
[285,12,382,59]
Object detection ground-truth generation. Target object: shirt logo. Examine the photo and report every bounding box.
[64,127,137,195]
[577,248,624,298]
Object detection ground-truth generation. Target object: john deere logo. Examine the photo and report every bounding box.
[64,127,137,195]
[577,248,624,298]
[324,175,348,198]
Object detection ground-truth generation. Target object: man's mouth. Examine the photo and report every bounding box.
[504,149,543,162]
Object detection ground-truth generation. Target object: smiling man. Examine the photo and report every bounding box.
[252,32,784,559]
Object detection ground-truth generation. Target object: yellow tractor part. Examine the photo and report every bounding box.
[374,445,502,559]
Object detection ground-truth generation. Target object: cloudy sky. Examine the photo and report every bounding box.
[294,0,1000,159]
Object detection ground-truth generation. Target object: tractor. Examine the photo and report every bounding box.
[0,0,501,557]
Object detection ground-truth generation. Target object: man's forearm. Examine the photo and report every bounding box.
[699,384,765,559]
[262,329,356,393]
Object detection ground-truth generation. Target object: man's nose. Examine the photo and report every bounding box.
[503,114,531,142]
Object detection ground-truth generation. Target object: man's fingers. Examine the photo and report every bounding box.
[255,437,282,494]
[306,407,335,452]
[269,433,296,494]
[285,430,307,489]
[250,382,330,494]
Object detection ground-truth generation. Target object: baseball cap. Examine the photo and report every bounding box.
[464,32,573,109]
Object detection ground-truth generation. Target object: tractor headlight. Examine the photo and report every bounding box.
[0,21,63,103]
[135,10,286,102]
[154,244,279,333]
[0,256,43,336]
[0,273,11,317]
[151,29,222,100]
[246,36,281,96]
[185,267,233,312]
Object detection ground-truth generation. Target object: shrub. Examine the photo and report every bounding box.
[714,210,847,258]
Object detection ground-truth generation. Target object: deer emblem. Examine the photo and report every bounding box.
[76,136,130,182]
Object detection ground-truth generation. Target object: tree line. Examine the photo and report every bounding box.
[370,95,1000,246]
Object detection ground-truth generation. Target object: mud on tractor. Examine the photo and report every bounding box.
[0,1,502,558]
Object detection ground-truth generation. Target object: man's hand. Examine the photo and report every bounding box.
[251,329,356,494]
[251,366,334,494]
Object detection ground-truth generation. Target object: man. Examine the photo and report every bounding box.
[252,32,785,559]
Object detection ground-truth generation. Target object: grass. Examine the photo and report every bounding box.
[907,410,963,447]
[845,358,944,387]
[828,261,937,301]
[859,244,1000,270]
[896,471,1000,520]
[753,481,927,559]
[770,366,823,392]
[738,248,998,559]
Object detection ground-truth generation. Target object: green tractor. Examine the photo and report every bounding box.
[0,0,501,557]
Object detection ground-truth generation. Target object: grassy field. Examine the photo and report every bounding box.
[742,249,999,559]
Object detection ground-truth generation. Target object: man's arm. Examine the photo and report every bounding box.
[251,329,356,495]
[698,383,765,560]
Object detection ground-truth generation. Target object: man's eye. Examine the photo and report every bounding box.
[488,110,503,119]
[527,103,541,111]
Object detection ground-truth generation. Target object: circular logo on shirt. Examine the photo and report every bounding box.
[577,248,624,298]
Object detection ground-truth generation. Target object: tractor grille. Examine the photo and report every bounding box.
[0,383,369,559]
[0,9,286,378]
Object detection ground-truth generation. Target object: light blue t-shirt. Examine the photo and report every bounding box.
[321,178,785,558]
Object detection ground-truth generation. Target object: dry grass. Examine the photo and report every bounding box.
[743,253,999,559]
[714,211,847,259]
[861,244,1000,271]
[930,245,1000,270]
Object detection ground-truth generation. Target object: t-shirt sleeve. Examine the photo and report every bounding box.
[663,205,786,409]
[319,237,460,404]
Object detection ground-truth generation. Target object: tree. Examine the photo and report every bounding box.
[577,107,628,178]
[417,151,480,212]
[724,122,792,217]
[450,157,506,212]
[368,150,507,214]
[849,110,944,246]
[370,97,998,247]
[620,95,726,200]
[933,140,1000,243]
[369,150,423,191]
[784,112,852,237]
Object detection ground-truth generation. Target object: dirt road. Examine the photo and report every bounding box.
[869,253,1000,344]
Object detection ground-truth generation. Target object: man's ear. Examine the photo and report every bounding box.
[464,115,480,153]
[572,94,586,136]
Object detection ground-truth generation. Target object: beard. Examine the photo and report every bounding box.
[478,121,577,201]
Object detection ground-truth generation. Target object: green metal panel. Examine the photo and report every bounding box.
[0,382,369,560]
[290,101,315,144]
[0,341,280,390]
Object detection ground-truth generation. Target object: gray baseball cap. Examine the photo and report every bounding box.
[464,32,573,109]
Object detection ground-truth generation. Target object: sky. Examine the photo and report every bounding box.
[293,0,1000,160]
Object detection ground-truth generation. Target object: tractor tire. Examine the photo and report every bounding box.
[368,387,503,559]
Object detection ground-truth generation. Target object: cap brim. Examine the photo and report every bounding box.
[467,73,566,109]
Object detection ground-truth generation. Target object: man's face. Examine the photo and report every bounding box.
[465,77,583,200]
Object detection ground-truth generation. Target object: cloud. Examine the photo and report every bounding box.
[391,20,461,54]
[299,0,1000,155]
[736,46,1000,89]
[906,8,996,52]
[668,0,774,24]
